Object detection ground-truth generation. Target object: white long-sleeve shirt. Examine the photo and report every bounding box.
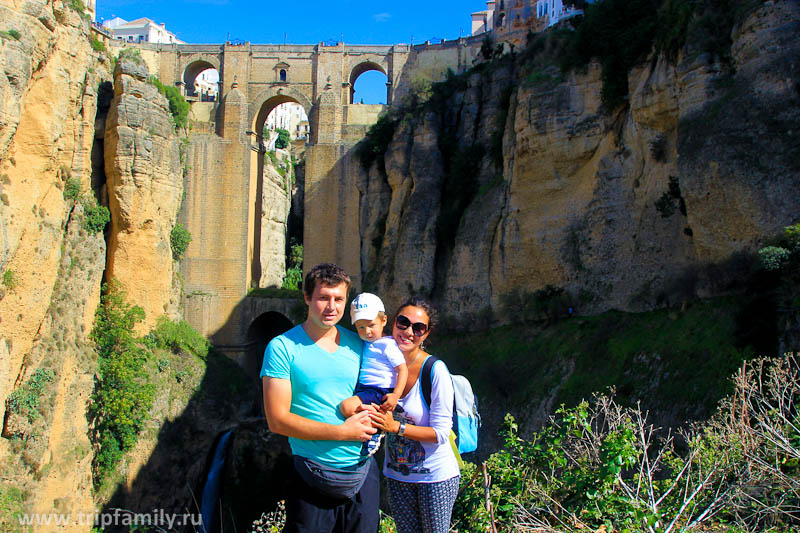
[382,356,460,483]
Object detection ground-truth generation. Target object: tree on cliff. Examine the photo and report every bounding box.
[274,128,291,150]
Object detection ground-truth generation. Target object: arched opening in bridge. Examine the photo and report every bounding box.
[264,103,309,146]
[350,62,388,105]
[249,96,309,290]
[245,311,294,379]
[183,60,219,102]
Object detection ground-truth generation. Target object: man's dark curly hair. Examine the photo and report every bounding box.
[303,263,351,298]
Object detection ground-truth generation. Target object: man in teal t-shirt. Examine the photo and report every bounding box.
[261,263,379,532]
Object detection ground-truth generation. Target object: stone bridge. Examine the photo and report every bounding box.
[108,37,485,369]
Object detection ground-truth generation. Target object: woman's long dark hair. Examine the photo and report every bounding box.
[395,296,438,335]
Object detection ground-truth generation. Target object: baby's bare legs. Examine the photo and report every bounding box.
[339,395,363,417]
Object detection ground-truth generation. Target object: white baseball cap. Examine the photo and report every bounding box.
[350,293,385,323]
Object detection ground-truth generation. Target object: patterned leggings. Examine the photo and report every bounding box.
[387,476,460,533]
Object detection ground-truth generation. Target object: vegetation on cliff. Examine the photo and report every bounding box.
[90,281,155,486]
[551,0,767,108]
[453,354,800,531]
[149,76,191,130]
[170,223,192,260]
[89,281,213,491]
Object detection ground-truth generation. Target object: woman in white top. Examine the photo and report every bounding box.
[368,297,460,533]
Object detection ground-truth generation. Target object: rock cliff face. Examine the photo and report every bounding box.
[1,2,187,525]
[104,58,183,332]
[0,1,110,525]
[259,161,291,288]
[358,1,800,320]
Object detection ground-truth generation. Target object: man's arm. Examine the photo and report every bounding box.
[262,376,376,441]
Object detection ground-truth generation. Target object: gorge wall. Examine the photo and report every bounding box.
[353,0,800,323]
[0,1,191,526]
[0,0,798,529]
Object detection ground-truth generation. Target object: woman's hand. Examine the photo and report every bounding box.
[368,407,400,434]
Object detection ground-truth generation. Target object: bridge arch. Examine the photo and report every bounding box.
[348,61,388,104]
[245,311,294,378]
[182,57,221,97]
[249,87,313,127]
[247,90,311,290]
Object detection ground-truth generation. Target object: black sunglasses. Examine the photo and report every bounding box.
[395,315,429,336]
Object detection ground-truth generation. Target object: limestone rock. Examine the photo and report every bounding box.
[358,0,800,321]
[104,59,183,332]
[259,162,290,287]
[0,0,106,466]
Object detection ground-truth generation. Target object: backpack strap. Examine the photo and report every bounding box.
[420,355,461,452]
[420,355,439,410]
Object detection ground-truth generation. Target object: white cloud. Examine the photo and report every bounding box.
[373,12,391,22]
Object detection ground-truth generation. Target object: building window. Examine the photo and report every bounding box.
[280,69,287,82]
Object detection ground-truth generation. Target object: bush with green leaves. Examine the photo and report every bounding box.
[116,47,143,65]
[454,353,800,532]
[83,202,110,233]
[90,37,105,53]
[274,127,291,150]
[282,241,303,290]
[89,280,154,485]
[63,177,81,201]
[758,245,791,271]
[0,29,21,41]
[170,223,192,260]
[0,483,28,532]
[2,269,17,290]
[151,316,209,359]
[5,368,55,422]
[150,76,190,130]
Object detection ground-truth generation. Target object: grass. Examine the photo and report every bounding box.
[0,30,21,41]
[5,368,56,422]
[0,483,29,533]
[435,297,756,427]
[248,287,302,299]
[2,269,18,290]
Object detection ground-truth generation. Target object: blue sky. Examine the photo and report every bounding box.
[96,1,486,46]
[97,0,488,103]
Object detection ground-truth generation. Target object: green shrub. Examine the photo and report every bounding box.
[116,47,143,65]
[274,127,291,150]
[170,223,192,260]
[282,267,302,291]
[63,178,81,201]
[455,354,800,531]
[5,368,55,421]
[0,29,21,41]
[152,316,209,359]
[758,246,791,271]
[150,76,190,130]
[247,287,302,299]
[654,176,686,218]
[83,202,110,233]
[90,37,105,53]
[2,269,17,290]
[69,0,86,13]
[282,240,303,290]
[0,483,28,532]
[784,222,800,252]
[89,280,154,485]
[355,113,400,170]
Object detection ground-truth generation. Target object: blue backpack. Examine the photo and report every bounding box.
[420,356,480,456]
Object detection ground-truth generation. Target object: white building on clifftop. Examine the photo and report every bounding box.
[101,17,184,44]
